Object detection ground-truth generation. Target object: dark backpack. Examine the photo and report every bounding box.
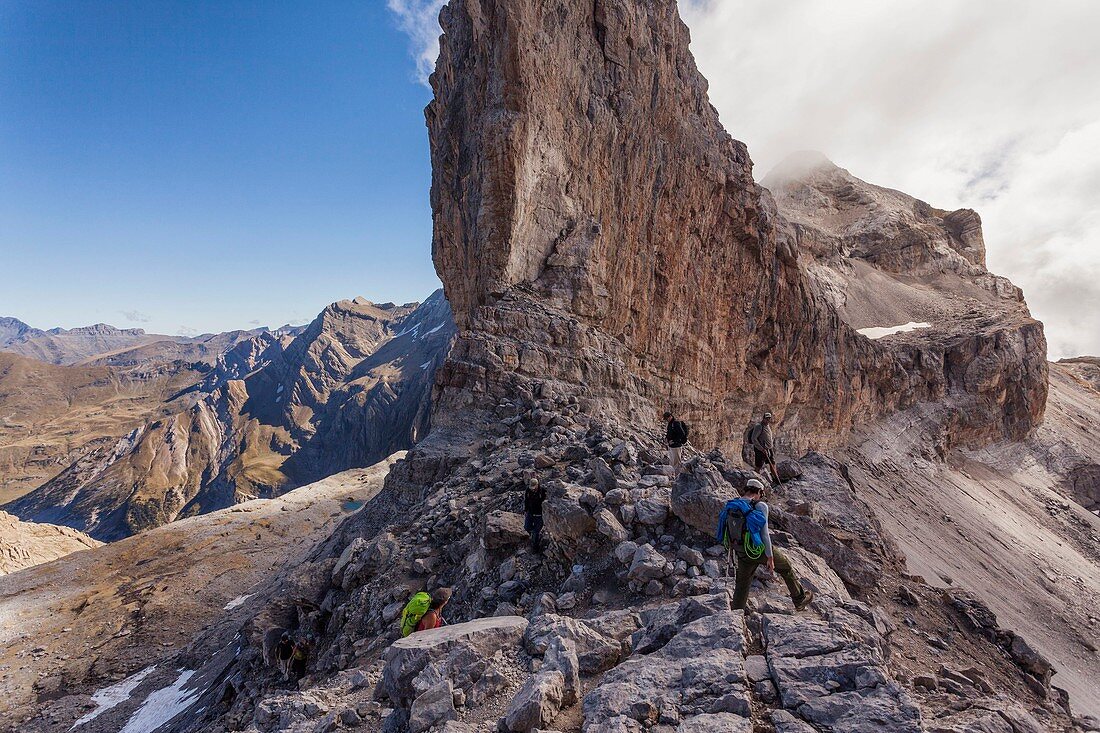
[670,420,689,445]
[741,425,756,464]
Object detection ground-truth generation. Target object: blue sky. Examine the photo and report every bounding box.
[0,1,439,335]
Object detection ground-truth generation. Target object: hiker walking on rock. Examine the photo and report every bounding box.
[524,477,546,553]
[275,631,294,681]
[719,479,813,612]
[749,412,780,484]
[664,411,690,471]
[289,635,311,687]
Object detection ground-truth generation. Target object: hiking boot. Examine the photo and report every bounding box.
[794,589,815,611]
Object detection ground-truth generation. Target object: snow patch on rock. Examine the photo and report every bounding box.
[72,665,156,728]
[857,322,932,339]
[120,669,202,733]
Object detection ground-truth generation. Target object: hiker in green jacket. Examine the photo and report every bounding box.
[727,479,814,612]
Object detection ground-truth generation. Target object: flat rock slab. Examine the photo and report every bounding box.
[764,607,922,732]
[583,611,750,731]
[383,616,529,703]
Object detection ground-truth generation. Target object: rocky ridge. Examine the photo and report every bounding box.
[0,510,101,575]
[423,0,1045,457]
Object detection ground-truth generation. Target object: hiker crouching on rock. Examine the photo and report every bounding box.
[289,636,311,687]
[417,587,452,632]
[719,478,813,612]
[664,411,690,471]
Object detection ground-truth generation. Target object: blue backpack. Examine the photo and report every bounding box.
[716,499,767,559]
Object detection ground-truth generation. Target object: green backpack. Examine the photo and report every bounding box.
[400,592,432,637]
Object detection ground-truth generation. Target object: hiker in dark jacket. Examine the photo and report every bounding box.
[275,631,294,681]
[725,479,813,612]
[664,411,690,471]
[524,477,546,552]
[750,412,780,484]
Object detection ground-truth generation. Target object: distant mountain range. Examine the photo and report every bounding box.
[0,315,305,367]
[2,291,455,541]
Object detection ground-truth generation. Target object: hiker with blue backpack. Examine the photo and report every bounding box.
[717,478,814,612]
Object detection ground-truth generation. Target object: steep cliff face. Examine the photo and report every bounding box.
[425,0,1045,455]
[765,153,1048,450]
[6,293,455,540]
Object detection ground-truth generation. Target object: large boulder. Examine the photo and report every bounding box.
[634,490,671,526]
[594,508,629,543]
[582,611,750,731]
[382,616,529,704]
[482,510,529,550]
[543,497,596,545]
[763,609,921,732]
[671,463,735,537]
[503,670,565,732]
[627,544,670,583]
[525,611,639,674]
[408,680,458,733]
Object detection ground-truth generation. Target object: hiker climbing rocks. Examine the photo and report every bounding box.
[275,631,294,681]
[719,478,813,612]
[524,477,546,553]
[400,587,453,636]
[664,411,690,471]
[289,636,310,686]
[748,412,780,484]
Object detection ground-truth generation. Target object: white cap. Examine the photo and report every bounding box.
[745,478,765,492]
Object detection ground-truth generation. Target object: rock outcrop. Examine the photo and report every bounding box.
[0,510,101,574]
[6,293,455,540]
[424,0,1045,457]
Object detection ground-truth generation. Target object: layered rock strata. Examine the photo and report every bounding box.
[425,0,1045,456]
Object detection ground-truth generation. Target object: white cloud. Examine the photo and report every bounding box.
[679,0,1100,358]
[177,326,199,337]
[120,309,150,323]
[387,0,445,84]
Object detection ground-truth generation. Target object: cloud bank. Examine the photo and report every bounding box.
[389,0,1100,358]
[387,0,446,83]
[680,0,1100,359]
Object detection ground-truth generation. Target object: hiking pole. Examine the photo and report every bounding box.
[769,454,783,485]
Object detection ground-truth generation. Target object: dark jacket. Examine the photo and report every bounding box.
[666,419,689,448]
[524,488,546,516]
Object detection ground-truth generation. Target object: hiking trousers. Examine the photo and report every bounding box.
[732,548,805,610]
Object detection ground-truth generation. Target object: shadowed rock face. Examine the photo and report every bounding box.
[6,292,455,540]
[425,0,1045,454]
